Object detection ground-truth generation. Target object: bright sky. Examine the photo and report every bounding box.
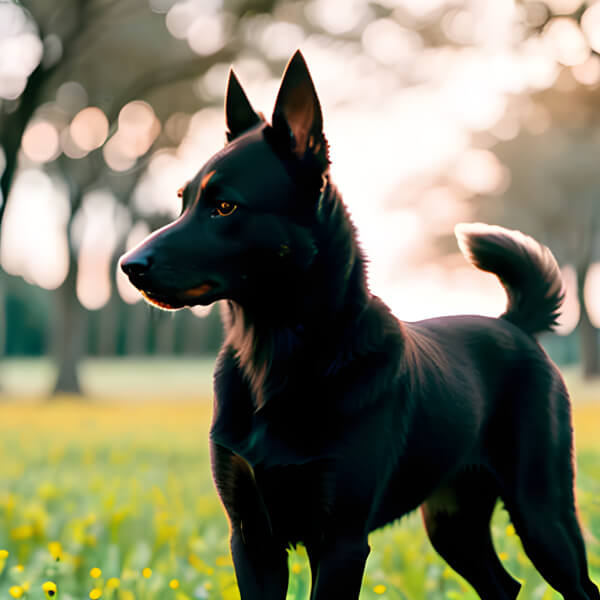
[2,0,599,331]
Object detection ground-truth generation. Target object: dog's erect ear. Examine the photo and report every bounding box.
[271,50,327,165]
[225,69,261,142]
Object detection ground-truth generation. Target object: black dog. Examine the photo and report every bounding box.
[120,51,599,600]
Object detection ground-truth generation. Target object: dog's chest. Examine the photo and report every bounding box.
[252,460,336,543]
[212,399,331,468]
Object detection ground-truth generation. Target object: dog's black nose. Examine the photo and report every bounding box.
[120,255,153,279]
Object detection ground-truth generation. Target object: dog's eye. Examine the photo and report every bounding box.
[212,200,237,217]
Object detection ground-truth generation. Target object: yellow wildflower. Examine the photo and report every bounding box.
[0,549,8,559]
[14,564,24,573]
[90,588,102,599]
[169,579,180,589]
[291,563,302,574]
[21,582,30,592]
[42,581,58,598]
[142,567,152,578]
[90,567,102,578]
[506,524,516,537]
[10,525,34,540]
[48,541,62,561]
[9,586,24,598]
[215,555,231,567]
[499,552,509,561]
[106,577,120,589]
[374,584,387,595]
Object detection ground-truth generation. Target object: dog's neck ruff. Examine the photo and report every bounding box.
[223,180,370,410]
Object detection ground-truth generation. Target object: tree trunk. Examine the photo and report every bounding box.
[123,303,147,355]
[51,257,86,396]
[577,264,600,379]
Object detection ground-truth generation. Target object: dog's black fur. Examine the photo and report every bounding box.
[120,51,599,600]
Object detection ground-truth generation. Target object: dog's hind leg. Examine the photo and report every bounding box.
[504,497,598,600]
[503,483,599,600]
[421,469,521,600]
[500,377,599,600]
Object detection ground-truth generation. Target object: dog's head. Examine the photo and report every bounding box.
[120,51,330,310]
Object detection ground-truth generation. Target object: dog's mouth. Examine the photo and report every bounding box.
[139,282,218,310]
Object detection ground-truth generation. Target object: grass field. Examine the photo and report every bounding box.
[0,362,599,600]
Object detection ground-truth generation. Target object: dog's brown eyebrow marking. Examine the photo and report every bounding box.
[201,170,216,191]
[177,180,190,199]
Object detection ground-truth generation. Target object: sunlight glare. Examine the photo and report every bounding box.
[0,169,69,289]
[0,2,27,38]
[362,19,422,65]
[452,149,509,196]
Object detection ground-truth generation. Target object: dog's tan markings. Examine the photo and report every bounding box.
[182,283,214,298]
[201,170,216,191]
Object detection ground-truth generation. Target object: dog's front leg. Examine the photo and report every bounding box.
[230,523,289,600]
[211,442,288,599]
[308,535,370,600]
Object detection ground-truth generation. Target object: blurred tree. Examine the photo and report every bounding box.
[3,0,599,396]
[0,0,255,394]
[467,91,600,377]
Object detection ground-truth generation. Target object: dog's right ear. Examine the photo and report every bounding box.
[225,69,261,142]
[270,50,329,173]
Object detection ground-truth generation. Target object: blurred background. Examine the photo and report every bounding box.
[1,0,600,397]
[2,3,600,599]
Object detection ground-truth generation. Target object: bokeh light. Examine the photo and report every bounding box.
[70,107,109,152]
[585,263,600,328]
[74,190,120,310]
[21,121,60,163]
[580,2,600,54]
[555,265,580,336]
[1,169,69,290]
[0,29,43,99]
[543,18,590,67]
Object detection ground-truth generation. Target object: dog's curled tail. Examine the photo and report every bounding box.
[455,223,564,336]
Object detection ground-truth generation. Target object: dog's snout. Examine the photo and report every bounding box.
[120,254,153,280]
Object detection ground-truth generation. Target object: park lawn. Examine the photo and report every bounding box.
[0,390,598,600]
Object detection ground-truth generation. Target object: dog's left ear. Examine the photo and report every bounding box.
[225,69,261,142]
[271,50,328,168]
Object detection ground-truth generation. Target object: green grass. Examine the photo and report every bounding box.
[0,366,599,599]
